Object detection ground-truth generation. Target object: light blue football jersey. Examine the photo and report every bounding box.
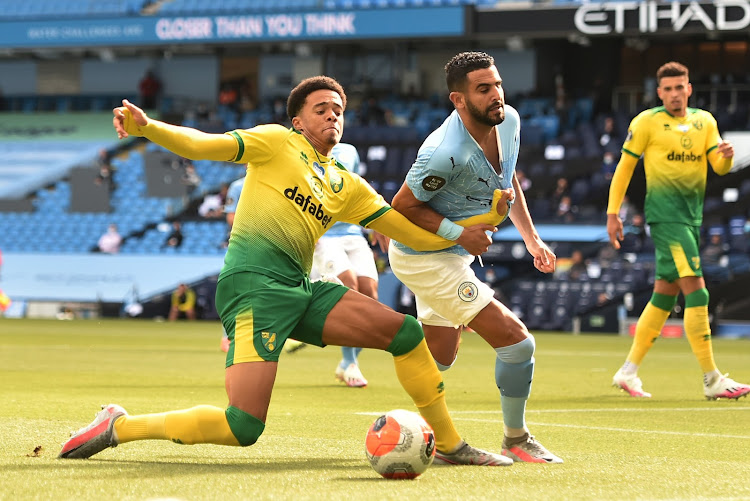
[394,105,520,256]
[321,142,365,238]
[224,176,245,214]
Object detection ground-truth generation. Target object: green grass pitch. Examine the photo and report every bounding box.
[1,318,749,500]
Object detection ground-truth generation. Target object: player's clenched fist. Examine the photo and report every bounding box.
[112,99,149,139]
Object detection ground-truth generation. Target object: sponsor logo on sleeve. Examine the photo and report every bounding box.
[422,175,446,192]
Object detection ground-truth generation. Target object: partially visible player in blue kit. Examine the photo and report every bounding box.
[219,175,246,353]
[313,142,377,388]
[390,52,562,464]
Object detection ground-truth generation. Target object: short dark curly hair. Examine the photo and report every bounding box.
[286,76,347,121]
[445,52,495,92]
[656,61,689,85]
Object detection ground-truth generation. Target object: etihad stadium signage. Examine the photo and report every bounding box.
[474,0,750,37]
[574,0,750,34]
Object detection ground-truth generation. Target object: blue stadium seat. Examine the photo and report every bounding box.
[520,124,544,146]
[524,303,547,330]
[569,178,590,205]
[544,304,570,331]
[381,180,399,203]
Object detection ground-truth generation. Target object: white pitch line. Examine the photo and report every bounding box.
[450,417,750,439]
[458,406,750,414]
[355,406,750,417]
[526,421,750,440]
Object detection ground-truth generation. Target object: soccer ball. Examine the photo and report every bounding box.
[364,409,436,479]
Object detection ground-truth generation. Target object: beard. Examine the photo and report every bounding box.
[466,99,505,127]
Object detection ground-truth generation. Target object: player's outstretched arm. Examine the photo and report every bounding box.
[367,209,495,255]
[112,99,237,162]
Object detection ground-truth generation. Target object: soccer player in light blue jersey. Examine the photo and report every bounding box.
[313,143,377,387]
[390,52,563,464]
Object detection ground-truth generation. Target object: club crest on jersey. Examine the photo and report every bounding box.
[309,175,324,199]
[312,161,325,177]
[693,120,703,130]
[329,170,344,193]
[457,281,478,302]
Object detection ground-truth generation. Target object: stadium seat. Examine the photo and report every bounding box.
[524,303,547,330]
[569,178,590,205]
[520,124,544,146]
[704,197,723,213]
[544,304,570,331]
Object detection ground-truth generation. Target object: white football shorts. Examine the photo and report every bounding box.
[313,234,378,281]
[388,245,494,328]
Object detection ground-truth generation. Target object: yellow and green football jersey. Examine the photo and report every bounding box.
[220,124,389,284]
[622,106,722,226]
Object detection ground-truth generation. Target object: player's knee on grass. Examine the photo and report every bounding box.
[386,314,424,357]
[494,335,535,398]
[225,406,265,446]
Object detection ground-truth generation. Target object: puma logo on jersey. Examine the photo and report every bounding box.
[477,176,490,188]
[284,186,333,228]
[466,195,492,207]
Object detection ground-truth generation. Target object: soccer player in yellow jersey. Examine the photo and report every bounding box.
[607,62,749,400]
[59,76,515,466]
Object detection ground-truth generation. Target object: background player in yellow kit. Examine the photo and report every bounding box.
[607,61,749,401]
[59,76,515,466]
